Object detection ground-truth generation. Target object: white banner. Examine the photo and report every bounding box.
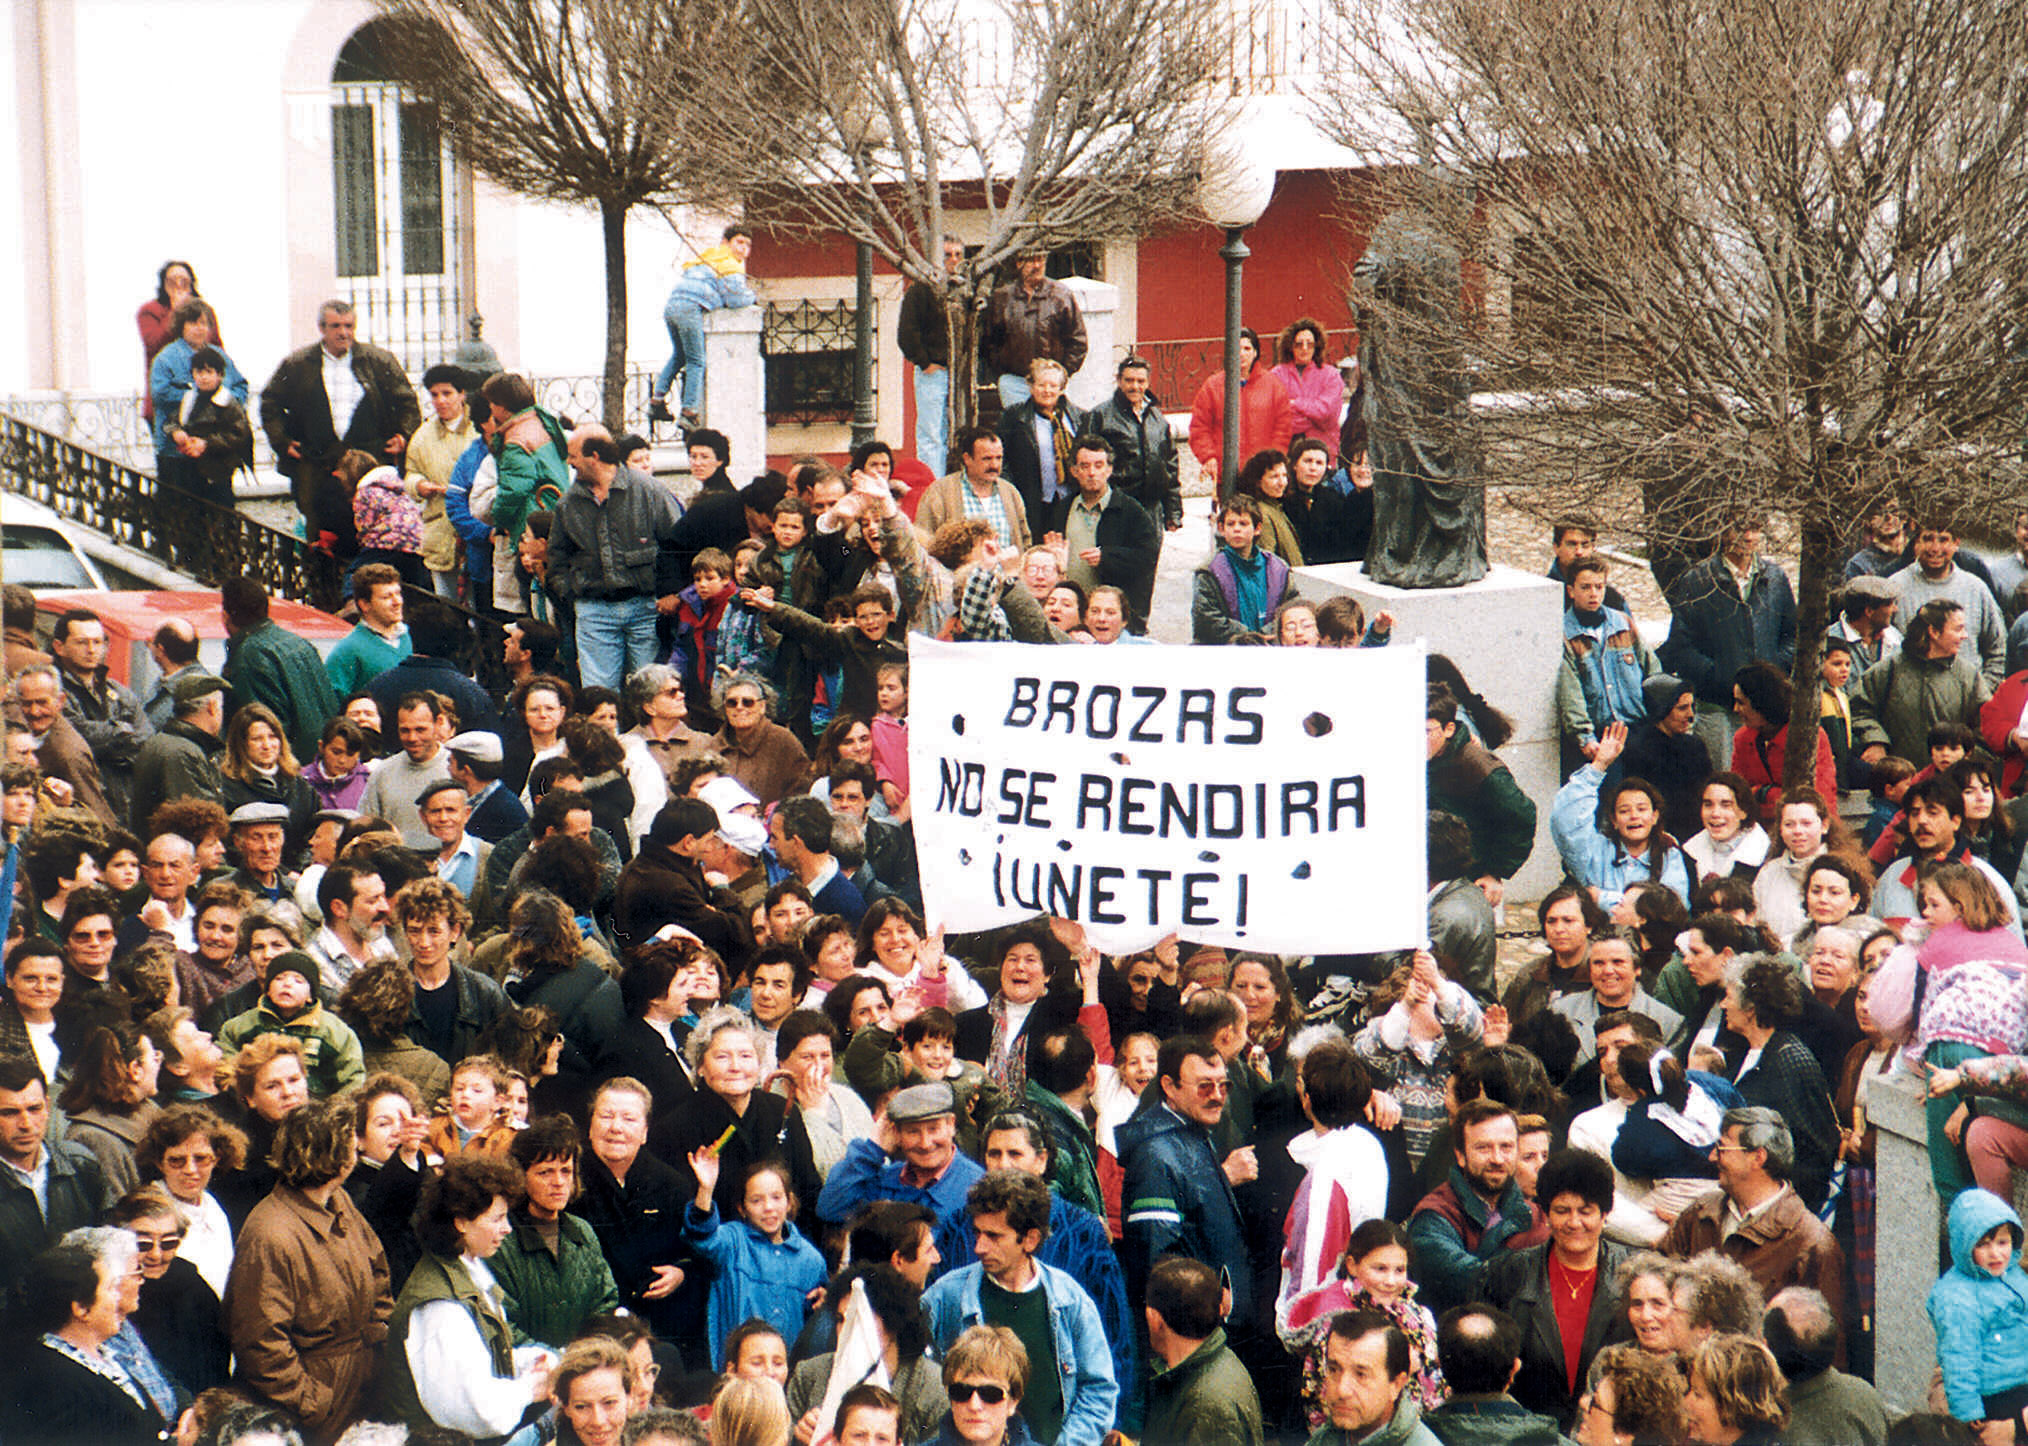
[906,638,1429,955]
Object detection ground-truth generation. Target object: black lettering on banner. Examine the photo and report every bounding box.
[1330,775,1367,830]
[1130,687,1165,742]
[1160,783,1198,838]
[1226,687,1266,744]
[1177,689,1215,743]
[1090,866,1127,923]
[1026,772,1055,829]
[998,770,1026,825]
[1183,872,1218,924]
[1005,678,1040,727]
[1047,862,1081,917]
[1119,777,1154,835]
[1282,780,1320,834]
[1077,774,1113,829]
[937,759,987,815]
[1137,867,1172,917]
[1086,685,1122,739]
[1206,784,1243,838]
[1045,680,1078,733]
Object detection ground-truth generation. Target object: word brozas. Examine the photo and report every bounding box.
[908,638,1429,954]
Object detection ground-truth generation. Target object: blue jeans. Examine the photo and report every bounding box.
[654,298,710,413]
[996,373,1031,408]
[915,366,951,475]
[575,594,661,690]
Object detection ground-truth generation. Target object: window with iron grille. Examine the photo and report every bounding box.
[763,299,872,427]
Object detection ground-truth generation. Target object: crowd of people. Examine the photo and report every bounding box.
[3,257,2026,1446]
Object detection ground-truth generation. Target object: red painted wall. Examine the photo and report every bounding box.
[1135,170,1379,347]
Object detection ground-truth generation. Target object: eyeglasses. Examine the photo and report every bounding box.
[725,697,764,710]
[70,929,116,942]
[1191,1079,1231,1098]
[948,1382,1009,1405]
[133,1233,182,1252]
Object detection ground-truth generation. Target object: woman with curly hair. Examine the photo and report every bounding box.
[135,1104,247,1296]
[386,1154,554,1435]
[1682,1334,1789,1446]
[1233,448,1305,565]
[1719,954,1842,1211]
[1581,1342,1687,1445]
[337,957,451,1105]
[58,1021,163,1198]
[216,702,317,850]
[1271,316,1343,460]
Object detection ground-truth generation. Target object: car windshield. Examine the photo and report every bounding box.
[3,528,99,589]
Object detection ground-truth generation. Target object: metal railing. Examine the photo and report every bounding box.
[0,368,658,478]
[2,410,517,688]
[1,411,342,609]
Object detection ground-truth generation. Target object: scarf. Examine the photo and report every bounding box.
[986,995,1029,1096]
[1219,544,1269,631]
[1040,405,1075,504]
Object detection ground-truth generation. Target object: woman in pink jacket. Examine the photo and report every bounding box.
[1271,316,1346,461]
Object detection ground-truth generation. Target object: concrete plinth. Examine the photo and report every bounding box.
[1059,277,1121,413]
[1872,1070,1941,1413]
[1293,561,1565,900]
[703,306,765,478]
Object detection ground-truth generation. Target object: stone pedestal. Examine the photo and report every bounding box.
[1059,277,1121,413]
[704,306,766,478]
[1874,1070,1944,1412]
[1293,561,1565,900]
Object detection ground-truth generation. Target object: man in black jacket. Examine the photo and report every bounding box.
[258,300,420,506]
[611,799,754,966]
[1045,435,1162,633]
[1086,355,1182,532]
[0,1059,109,1306]
[899,237,965,476]
[545,435,686,690]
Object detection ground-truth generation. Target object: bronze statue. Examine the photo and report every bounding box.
[1356,208,1487,588]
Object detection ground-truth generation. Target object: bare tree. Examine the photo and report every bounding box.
[1326,0,2028,788]
[370,0,739,429]
[674,0,1237,442]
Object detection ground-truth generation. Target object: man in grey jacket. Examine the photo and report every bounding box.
[545,435,685,689]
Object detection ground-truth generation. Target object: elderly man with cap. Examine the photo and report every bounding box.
[225,800,309,931]
[817,1081,985,1285]
[445,729,527,844]
[419,779,489,903]
[129,672,230,831]
[1829,574,1903,674]
[1622,673,1713,841]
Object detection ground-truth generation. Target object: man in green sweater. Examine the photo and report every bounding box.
[324,562,413,697]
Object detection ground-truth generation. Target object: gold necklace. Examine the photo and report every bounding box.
[1555,1255,1597,1300]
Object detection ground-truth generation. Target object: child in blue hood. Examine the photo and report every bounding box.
[1929,1187,2028,1432]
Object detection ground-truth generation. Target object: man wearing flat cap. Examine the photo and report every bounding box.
[817,1081,985,1285]
[446,729,528,844]
[226,800,308,933]
[1829,573,1903,675]
[129,672,229,831]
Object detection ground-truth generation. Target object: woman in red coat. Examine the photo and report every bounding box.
[1730,660,1838,826]
[1188,327,1292,494]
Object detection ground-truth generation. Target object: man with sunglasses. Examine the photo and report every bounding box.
[1119,1035,1256,1339]
[923,1169,1118,1446]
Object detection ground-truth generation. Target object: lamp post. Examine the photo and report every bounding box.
[841,99,891,451]
[1197,134,1277,491]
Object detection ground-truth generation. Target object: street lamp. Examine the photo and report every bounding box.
[1198,134,1277,491]
[841,99,892,450]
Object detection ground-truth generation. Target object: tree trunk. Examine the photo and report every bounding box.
[1782,508,1840,794]
[600,196,629,433]
[943,293,982,444]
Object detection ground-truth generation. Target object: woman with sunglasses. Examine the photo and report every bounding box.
[927,1325,1035,1446]
[112,1185,230,1395]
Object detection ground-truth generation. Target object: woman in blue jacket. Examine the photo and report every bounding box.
[1551,723,1693,912]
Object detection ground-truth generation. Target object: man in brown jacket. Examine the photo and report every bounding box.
[7,664,115,827]
[1658,1106,1844,1322]
[981,250,1087,408]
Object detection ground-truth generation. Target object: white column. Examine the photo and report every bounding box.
[704,305,766,478]
[1060,277,1120,413]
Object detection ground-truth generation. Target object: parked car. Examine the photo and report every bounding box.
[33,589,352,697]
[2,494,109,592]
